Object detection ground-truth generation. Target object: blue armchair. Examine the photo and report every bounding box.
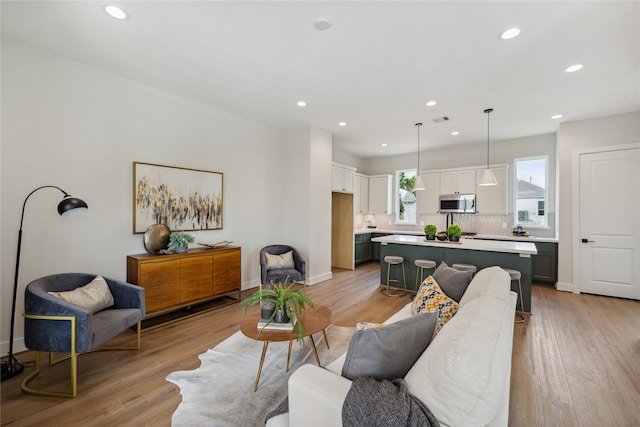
[260,245,306,293]
[22,273,145,397]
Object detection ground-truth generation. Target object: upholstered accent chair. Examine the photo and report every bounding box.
[259,245,307,293]
[22,273,145,397]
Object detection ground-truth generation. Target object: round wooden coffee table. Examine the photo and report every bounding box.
[240,304,331,391]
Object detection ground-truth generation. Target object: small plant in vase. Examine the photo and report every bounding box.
[242,278,318,344]
[168,232,195,253]
[447,224,462,242]
[424,224,437,240]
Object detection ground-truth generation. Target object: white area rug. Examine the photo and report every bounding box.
[166,325,354,426]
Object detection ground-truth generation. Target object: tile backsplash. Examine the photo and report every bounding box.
[355,212,556,238]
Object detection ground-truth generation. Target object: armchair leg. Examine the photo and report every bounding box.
[21,319,142,398]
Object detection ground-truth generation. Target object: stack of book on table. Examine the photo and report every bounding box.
[257,313,296,331]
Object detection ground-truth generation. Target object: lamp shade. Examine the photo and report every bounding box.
[478,168,497,186]
[57,196,88,217]
[412,175,426,191]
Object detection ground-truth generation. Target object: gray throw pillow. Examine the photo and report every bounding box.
[341,312,437,381]
[432,261,473,302]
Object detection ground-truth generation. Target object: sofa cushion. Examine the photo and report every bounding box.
[411,277,459,335]
[432,261,473,302]
[404,291,517,426]
[48,275,114,313]
[458,266,512,308]
[341,312,437,381]
[265,251,295,270]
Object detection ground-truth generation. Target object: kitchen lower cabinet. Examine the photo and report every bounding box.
[532,242,558,284]
[355,233,372,265]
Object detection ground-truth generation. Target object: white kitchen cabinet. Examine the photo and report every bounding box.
[417,172,440,214]
[368,174,393,214]
[475,166,508,214]
[332,163,355,193]
[440,169,476,194]
[354,173,369,214]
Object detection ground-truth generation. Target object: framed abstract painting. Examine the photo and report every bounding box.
[133,162,223,233]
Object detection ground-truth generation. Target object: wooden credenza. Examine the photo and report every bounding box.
[127,246,241,319]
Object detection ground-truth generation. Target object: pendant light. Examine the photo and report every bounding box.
[412,122,426,191]
[479,108,497,186]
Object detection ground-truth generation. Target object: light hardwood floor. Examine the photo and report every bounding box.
[1,263,639,426]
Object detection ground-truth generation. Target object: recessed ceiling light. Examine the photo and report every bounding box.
[499,28,520,40]
[381,143,388,147]
[338,122,347,127]
[565,64,583,73]
[551,114,563,119]
[451,131,460,136]
[314,17,332,31]
[104,5,129,20]
[425,101,437,107]
[296,101,307,107]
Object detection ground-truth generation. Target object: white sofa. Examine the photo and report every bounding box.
[267,266,517,427]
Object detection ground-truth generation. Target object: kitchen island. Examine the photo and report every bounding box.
[372,234,537,312]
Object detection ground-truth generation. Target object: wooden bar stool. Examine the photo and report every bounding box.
[382,255,407,297]
[452,263,478,276]
[414,259,436,288]
[504,268,526,323]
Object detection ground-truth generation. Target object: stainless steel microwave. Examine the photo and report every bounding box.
[439,194,476,213]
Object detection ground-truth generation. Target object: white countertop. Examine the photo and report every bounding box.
[370,234,538,255]
[356,228,557,243]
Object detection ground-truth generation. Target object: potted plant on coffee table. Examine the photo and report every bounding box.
[242,278,318,344]
[447,224,463,242]
[424,224,437,240]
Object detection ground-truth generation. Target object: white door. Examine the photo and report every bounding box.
[579,147,640,299]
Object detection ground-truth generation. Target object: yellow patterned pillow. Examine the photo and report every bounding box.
[411,276,459,335]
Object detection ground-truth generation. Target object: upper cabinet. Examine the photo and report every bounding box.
[417,172,440,214]
[368,174,393,214]
[440,169,476,194]
[475,166,508,214]
[332,163,356,193]
[354,173,369,214]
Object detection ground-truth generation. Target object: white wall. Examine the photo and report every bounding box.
[556,111,640,291]
[0,38,332,354]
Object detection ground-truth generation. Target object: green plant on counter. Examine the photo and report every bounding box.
[168,232,195,250]
[424,224,437,236]
[447,224,462,237]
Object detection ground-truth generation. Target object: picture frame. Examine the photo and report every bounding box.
[133,162,223,234]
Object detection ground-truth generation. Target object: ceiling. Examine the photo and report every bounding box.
[2,1,638,158]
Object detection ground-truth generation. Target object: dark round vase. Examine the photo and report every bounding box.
[273,308,290,324]
[260,301,276,320]
[448,235,460,242]
[426,234,436,241]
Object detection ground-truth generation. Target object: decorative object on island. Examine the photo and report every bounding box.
[447,224,463,242]
[424,224,437,240]
[143,224,171,255]
[412,122,426,191]
[435,232,448,241]
[479,108,498,186]
[168,232,195,253]
[242,278,318,344]
[133,162,223,233]
[1,186,88,381]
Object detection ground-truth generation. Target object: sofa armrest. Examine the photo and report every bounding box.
[288,364,352,427]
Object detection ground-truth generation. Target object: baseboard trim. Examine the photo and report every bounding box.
[556,281,577,293]
[309,272,333,286]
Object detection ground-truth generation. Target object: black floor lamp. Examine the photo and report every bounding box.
[1,186,88,381]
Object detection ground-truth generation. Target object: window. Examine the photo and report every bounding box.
[514,156,547,227]
[395,169,417,224]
